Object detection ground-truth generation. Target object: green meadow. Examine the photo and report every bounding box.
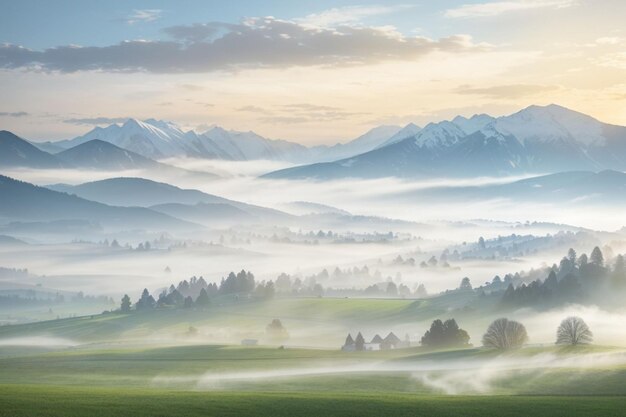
[1,297,625,416]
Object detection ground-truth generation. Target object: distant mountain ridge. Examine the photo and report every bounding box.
[264,104,626,179]
[56,139,159,170]
[0,175,198,231]
[32,120,404,164]
[47,177,295,225]
[0,130,67,169]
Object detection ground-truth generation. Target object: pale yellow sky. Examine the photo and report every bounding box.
[1,0,625,144]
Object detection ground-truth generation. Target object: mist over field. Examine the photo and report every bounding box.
[2,1,626,416]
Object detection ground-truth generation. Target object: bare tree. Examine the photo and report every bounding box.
[482,318,528,350]
[556,316,593,345]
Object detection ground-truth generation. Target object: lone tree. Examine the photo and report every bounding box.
[120,294,131,312]
[482,318,528,350]
[459,277,472,291]
[556,316,593,345]
[266,319,289,343]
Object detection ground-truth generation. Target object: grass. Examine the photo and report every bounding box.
[1,297,625,415]
[0,294,488,344]
[1,385,625,417]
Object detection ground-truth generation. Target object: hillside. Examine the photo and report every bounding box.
[47,177,294,223]
[0,175,198,231]
[0,131,65,169]
[55,139,160,170]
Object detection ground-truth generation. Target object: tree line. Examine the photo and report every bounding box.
[120,270,276,312]
[500,247,626,308]
[417,316,592,350]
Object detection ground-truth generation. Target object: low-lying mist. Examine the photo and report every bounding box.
[150,349,626,395]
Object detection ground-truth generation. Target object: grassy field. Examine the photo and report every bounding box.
[2,385,625,417]
[0,293,493,346]
[1,297,624,416]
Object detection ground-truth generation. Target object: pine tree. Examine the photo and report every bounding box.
[120,294,131,312]
[195,288,210,307]
[355,332,365,351]
[590,247,604,267]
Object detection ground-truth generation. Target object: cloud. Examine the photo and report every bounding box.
[595,37,623,46]
[0,111,28,117]
[126,9,162,24]
[237,105,271,114]
[594,52,626,70]
[445,0,575,18]
[63,117,130,125]
[296,5,414,27]
[179,83,205,91]
[259,103,367,124]
[454,84,560,99]
[0,17,491,74]
[163,23,224,43]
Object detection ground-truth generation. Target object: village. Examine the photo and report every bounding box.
[341,331,410,351]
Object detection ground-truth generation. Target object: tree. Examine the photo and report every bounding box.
[482,318,528,350]
[183,296,194,308]
[421,318,470,348]
[416,284,427,298]
[266,319,289,343]
[120,294,131,312]
[355,332,365,351]
[590,246,604,267]
[567,248,577,263]
[459,277,472,291]
[612,255,626,287]
[135,288,155,310]
[556,316,593,345]
[195,288,210,307]
[478,236,486,249]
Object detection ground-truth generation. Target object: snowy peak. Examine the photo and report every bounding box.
[348,125,402,148]
[377,123,421,148]
[264,103,626,180]
[487,104,605,146]
[452,114,495,135]
[411,120,467,149]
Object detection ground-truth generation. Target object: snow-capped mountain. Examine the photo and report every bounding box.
[376,123,421,148]
[41,119,407,163]
[312,125,402,162]
[49,119,311,162]
[53,119,188,159]
[264,104,626,180]
[452,114,495,135]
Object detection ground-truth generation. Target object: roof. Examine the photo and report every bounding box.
[384,332,401,344]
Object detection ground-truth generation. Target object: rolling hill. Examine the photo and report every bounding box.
[0,131,66,169]
[55,139,161,170]
[47,177,294,224]
[0,175,198,231]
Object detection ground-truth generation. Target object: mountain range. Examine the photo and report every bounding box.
[3,104,626,179]
[264,104,626,179]
[37,119,369,163]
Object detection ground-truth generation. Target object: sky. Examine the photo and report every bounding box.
[1,0,625,144]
